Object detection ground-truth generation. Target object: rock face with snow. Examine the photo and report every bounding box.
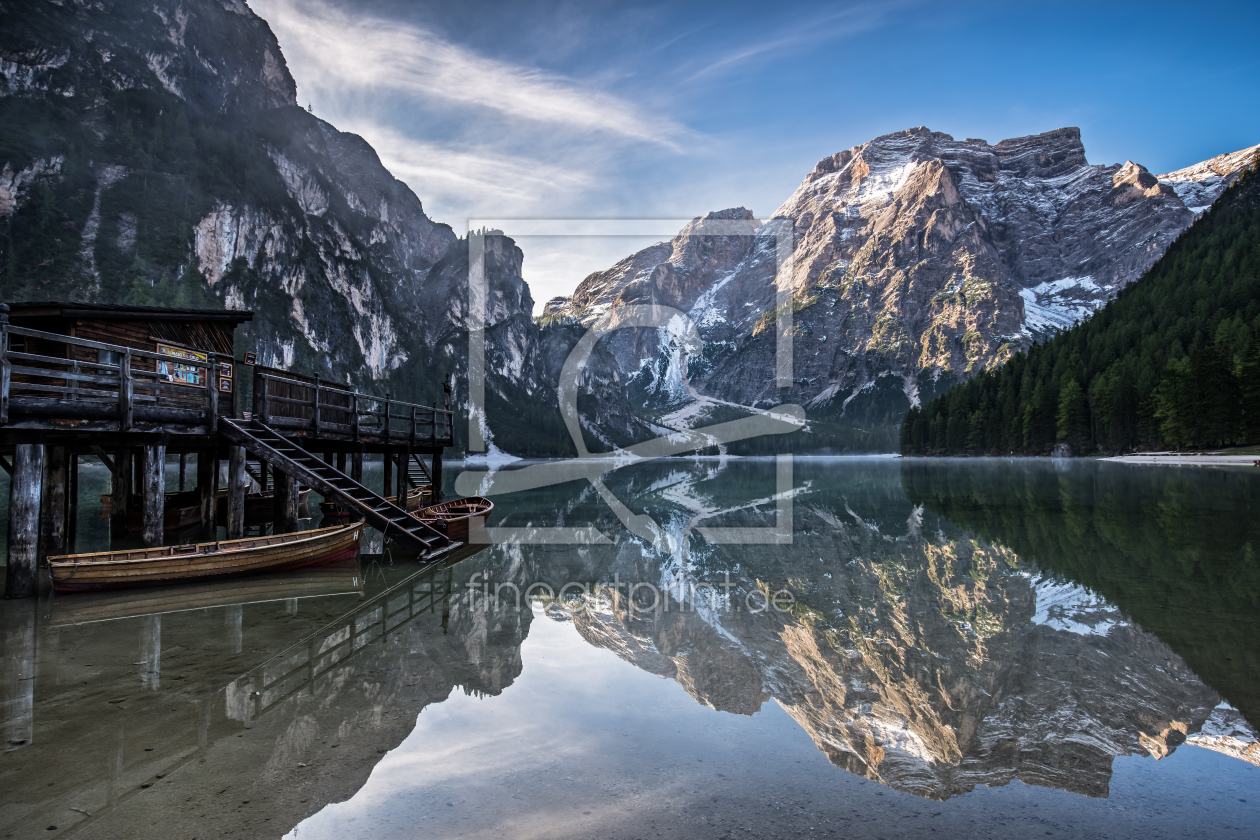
[550,128,1258,451]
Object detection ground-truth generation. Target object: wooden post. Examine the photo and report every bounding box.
[141,445,165,548]
[67,453,78,554]
[351,450,363,483]
[351,393,360,441]
[227,445,246,539]
[431,451,443,503]
[40,445,68,561]
[111,448,132,540]
[383,451,393,499]
[119,350,133,431]
[258,375,270,425]
[3,598,35,746]
[178,453,187,492]
[383,391,391,443]
[396,451,405,501]
[312,376,321,435]
[198,450,218,541]
[274,468,299,532]
[336,451,346,474]
[206,360,219,432]
[0,304,10,426]
[5,444,42,598]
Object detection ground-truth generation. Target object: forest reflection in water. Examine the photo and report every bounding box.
[1,457,1258,839]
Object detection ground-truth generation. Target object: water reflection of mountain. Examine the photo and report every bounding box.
[0,550,530,839]
[901,459,1260,726]
[491,459,1260,800]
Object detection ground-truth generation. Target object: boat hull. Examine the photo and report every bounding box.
[48,523,364,591]
[413,496,493,542]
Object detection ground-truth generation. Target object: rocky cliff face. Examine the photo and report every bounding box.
[550,128,1258,452]
[0,0,584,452]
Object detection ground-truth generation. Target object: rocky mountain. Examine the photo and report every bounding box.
[549,129,1258,452]
[0,0,595,454]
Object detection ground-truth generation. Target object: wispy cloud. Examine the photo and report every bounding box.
[680,0,919,83]
[250,0,686,149]
[342,121,594,220]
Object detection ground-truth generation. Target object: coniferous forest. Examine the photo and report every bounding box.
[901,155,1260,455]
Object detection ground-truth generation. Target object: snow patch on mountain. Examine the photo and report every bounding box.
[1019,276,1105,335]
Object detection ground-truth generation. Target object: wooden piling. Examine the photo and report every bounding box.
[273,468,299,532]
[432,451,443,502]
[383,452,393,498]
[178,453,187,491]
[198,450,218,541]
[351,451,363,483]
[141,445,165,547]
[111,448,132,540]
[336,451,346,473]
[67,453,78,554]
[396,452,405,501]
[227,445,246,539]
[40,445,67,560]
[5,444,42,598]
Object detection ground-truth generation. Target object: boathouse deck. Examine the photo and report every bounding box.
[0,302,456,597]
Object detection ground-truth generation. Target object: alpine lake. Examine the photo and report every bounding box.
[1,456,1257,839]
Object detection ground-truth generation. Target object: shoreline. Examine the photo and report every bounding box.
[1101,454,1260,467]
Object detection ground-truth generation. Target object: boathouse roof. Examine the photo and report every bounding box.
[5,302,253,323]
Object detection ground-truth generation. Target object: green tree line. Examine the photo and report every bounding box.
[902,155,1260,455]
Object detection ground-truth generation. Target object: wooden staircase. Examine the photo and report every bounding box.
[405,453,434,493]
[219,418,447,553]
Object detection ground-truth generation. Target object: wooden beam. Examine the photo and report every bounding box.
[89,445,116,474]
[40,445,68,560]
[5,444,42,598]
[198,451,218,542]
[431,451,443,503]
[273,468,299,533]
[110,448,132,541]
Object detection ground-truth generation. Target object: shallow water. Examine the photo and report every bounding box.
[1,457,1258,839]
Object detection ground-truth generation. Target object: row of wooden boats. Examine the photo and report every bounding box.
[47,496,494,592]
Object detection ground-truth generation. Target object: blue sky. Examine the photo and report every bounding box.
[248,0,1260,310]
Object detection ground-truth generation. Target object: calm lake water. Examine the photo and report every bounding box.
[1,457,1258,839]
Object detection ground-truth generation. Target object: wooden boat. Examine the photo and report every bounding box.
[320,485,430,519]
[46,560,364,626]
[102,488,312,530]
[412,496,493,542]
[47,522,365,592]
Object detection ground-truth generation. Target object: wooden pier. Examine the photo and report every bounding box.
[0,302,455,597]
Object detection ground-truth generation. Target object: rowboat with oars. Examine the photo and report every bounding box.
[412,496,493,542]
[48,522,364,591]
[320,485,430,519]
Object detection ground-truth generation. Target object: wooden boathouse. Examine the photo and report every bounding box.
[0,301,454,597]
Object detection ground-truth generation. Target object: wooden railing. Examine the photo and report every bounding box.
[0,323,224,431]
[251,368,453,447]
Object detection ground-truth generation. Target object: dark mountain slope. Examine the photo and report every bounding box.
[901,154,1260,455]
